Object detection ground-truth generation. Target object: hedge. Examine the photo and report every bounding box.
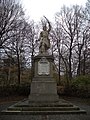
[0,84,30,97]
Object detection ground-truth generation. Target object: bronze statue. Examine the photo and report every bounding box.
[39,16,51,54]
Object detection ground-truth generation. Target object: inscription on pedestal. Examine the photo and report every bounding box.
[38,57,50,75]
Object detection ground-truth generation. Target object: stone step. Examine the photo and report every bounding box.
[7,106,80,111]
[14,99,73,107]
[1,110,86,115]
[15,103,73,107]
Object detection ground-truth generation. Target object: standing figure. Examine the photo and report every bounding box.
[39,17,51,54]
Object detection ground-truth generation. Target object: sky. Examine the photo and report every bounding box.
[21,0,87,22]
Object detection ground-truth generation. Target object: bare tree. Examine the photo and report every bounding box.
[23,21,38,81]
[0,0,24,49]
[0,0,29,84]
[55,5,86,81]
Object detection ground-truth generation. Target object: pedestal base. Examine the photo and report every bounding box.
[29,55,59,103]
[29,77,59,103]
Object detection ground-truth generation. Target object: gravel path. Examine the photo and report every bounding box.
[0,97,90,120]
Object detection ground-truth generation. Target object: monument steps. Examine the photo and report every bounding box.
[1,110,86,115]
[1,99,86,115]
[14,103,73,107]
[7,106,80,111]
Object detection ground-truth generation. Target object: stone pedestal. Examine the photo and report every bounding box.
[29,54,59,103]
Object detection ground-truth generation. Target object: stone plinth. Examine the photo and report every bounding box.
[29,54,59,103]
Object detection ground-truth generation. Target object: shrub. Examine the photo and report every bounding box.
[67,75,90,98]
[58,75,90,98]
[0,84,30,97]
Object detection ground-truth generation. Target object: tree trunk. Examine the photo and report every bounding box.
[7,66,11,85]
[77,51,81,76]
[17,51,21,84]
[83,51,86,75]
[58,52,61,85]
[69,49,72,81]
[31,55,34,81]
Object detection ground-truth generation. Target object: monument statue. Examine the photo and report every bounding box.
[39,16,51,54]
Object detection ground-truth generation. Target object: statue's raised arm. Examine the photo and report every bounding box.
[43,16,51,33]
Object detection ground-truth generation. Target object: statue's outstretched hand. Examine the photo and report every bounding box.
[43,16,51,32]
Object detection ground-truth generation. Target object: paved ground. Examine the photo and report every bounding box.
[0,97,90,120]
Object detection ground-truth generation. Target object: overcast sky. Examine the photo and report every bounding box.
[21,0,87,22]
